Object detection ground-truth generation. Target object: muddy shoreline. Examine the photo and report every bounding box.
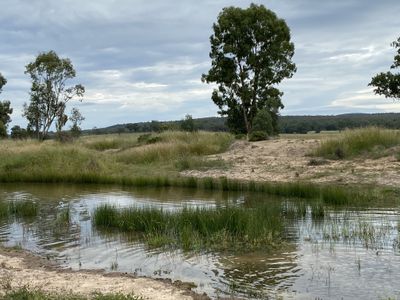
[0,247,209,300]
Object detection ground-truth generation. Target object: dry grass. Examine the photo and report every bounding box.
[0,131,234,183]
[312,127,400,159]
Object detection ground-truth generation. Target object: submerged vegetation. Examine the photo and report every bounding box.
[313,127,400,159]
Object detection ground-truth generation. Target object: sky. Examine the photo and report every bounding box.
[0,0,399,129]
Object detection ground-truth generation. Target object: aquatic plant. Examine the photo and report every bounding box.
[93,203,284,252]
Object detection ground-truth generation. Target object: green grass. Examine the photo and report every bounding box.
[0,131,234,182]
[0,288,141,300]
[312,127,400,159]
[93,203,284,252]
[0,200,38,219]
[8,201,38,218]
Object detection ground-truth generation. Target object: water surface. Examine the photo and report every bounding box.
[0,183,399,299]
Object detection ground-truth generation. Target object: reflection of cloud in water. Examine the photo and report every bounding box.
[0,184,400,299]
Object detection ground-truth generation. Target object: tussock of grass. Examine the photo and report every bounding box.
[0,200,38,219]
[313,127,400,159]
[94,204,284,252]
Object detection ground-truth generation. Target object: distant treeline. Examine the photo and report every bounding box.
[84,113,400,135]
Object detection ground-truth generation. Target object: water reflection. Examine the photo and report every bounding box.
[0,183,399,299]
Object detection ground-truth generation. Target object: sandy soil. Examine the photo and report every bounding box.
[182,137,400,187]
[0,248,207,300]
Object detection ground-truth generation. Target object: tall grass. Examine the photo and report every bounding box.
[94,203,284,252]
[0,200,38,219]
[116,131,233,164]
[81,133,141,151]
[0,131,234,181]
[313,127,400,159]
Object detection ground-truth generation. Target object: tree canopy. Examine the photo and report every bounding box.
[0,72,13,137]
[369,37,400,100]
[24,50,85,140]
[202,4,296,135]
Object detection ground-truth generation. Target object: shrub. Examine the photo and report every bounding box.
[249,131,267,142]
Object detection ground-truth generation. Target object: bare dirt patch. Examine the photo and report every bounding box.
[182,137,400,187]
[0,248,207,300]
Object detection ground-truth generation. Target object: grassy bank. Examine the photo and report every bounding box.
[0,130,396,206]
[94,203,284,252]
[312,127,400,159]
[0,131,233,181]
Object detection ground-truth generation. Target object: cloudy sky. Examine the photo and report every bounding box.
[0,0,399,129]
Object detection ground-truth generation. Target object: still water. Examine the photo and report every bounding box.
[0,183,399,299]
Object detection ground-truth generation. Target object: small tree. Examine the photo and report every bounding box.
[10,125,28,140]
[202,4,296,135]
[24,51,85,140]
[0,73,13,137]
[369,37,400,100]
[69,108,85,137]
[180,114,196,132]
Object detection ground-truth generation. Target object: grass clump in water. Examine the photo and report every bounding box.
[8,201,38,218]
[313,127,400,159]
[93,203,284,252]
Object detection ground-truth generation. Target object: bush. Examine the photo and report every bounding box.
[10,125,28,140]
[249,130,267,142]
[180,114,196,132]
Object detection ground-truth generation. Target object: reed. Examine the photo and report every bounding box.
[8,200,38,218]
[93,203,284,252]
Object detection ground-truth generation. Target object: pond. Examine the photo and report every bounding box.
[0,183,399,299]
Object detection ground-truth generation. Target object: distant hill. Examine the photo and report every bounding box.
[83,113,400,135]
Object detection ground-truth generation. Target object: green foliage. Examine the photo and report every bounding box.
[313,127,400,159]
[0,101,13,129]
[369,37,400,100]
[10,126,28,140]
[9,200,38,218]
[69,108,85,138]
[0,75,12,134]
[24,51,85,140]
[0,121,7,138]
[180,114,196,132]
[251,108,273,137]
[0,72,6,92]
[248,131,267,142]
[94,203,284,252]
[202,4,296,134]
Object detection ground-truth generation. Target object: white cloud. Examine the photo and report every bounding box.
[330,88,400,111]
